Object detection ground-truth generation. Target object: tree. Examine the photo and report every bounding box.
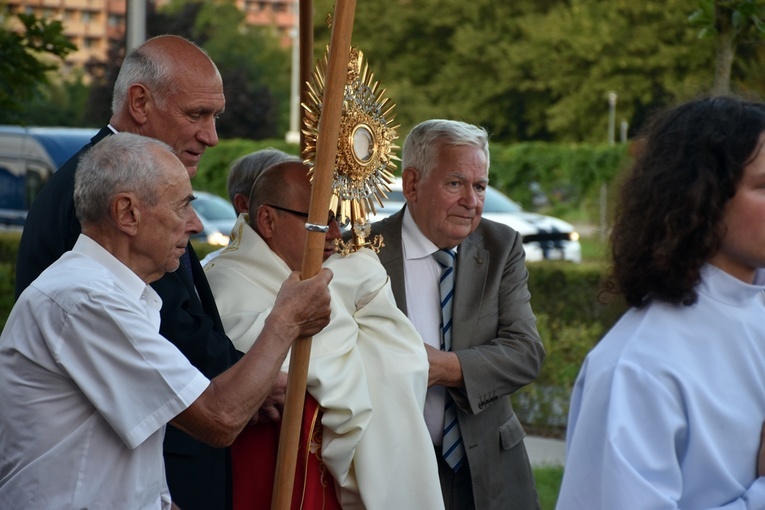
[191,0,290,139]
[78,0,290,139]
[689,0,765,94]
[0,13,76,123]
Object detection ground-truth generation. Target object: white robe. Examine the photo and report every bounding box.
[205,214,444,510]
[558,265,765,509]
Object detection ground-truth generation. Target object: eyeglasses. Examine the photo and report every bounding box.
[265,204,347,228]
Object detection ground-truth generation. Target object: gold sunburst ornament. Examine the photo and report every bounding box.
[302,46,399,254]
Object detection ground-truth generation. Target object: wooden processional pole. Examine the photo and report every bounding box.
[270,1,356,508]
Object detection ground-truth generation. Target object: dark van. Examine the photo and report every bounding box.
[0,125,96,226]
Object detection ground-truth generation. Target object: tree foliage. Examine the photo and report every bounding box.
[689,0,765,94]
[189,0,290,139]
[312,0,764,143]
[0,14,76,123]
[6,0,289,139]
[6,0,765,143]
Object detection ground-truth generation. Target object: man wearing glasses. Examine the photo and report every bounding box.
[205,161,443,509]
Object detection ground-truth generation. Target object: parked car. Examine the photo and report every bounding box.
[190,191,237,247]
[0,125,97,226]
[370,178,582,263]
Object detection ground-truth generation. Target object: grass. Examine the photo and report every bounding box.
[535,466,564,510]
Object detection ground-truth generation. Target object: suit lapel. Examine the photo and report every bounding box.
[453,230,488,349]
[373,210,408,315]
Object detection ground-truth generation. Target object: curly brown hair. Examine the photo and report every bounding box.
[609,96,765,308]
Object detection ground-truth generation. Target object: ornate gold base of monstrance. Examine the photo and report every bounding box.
[302,46,399,255]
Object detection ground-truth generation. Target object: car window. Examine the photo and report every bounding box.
[379,185,523,214]
[483,187,523,213]
[193,195,236,221]
[384,190,405,203]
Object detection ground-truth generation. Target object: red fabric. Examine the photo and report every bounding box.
[231,394,341,510]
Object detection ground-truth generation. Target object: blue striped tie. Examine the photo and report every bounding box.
[433,248,465,471]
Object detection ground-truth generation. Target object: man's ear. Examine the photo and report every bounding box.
[254,205,276,240]
[127,83,151,125]
[233,193,248,215]
[113,193,140,236]
[401,167,419,202]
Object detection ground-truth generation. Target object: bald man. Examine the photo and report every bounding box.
[206,161,444,509]
[15,35,244,509]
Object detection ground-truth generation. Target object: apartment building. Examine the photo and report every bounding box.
[3,0,126,72]
[2,0,296,72]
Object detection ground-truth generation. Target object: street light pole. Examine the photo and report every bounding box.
[126,0,146,52]
[285,0,301,144]
[602,91,617,242]
[607,91,617,146]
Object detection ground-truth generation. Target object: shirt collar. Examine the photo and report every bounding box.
[401,206,440,261]
[73,234,160,306]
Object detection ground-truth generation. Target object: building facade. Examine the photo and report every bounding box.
[2,0,296,72]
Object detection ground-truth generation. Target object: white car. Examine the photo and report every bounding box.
[370,178,582,263]
[190,191,237,247]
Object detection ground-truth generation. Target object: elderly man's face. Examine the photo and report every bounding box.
[137,148,203,281]
[403,144,488,249]
[144,70,225,178]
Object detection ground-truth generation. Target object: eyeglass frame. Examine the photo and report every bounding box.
[264,204,348,229]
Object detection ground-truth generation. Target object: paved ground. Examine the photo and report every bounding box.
[526,436,566,467]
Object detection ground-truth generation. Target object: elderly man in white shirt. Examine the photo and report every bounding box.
[0,133,332,509]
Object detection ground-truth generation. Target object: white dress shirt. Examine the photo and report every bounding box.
[401,206,455,446]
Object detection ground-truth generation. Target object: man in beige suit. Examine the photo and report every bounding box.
[369,119,545,510]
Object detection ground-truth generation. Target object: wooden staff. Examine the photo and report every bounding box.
[270,1,356,508]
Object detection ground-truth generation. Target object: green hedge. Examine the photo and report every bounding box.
[0,232,20,330]
[490,142,630,208]
[193,138,301,199]
[519,261,626,435]
[194,139,633,226]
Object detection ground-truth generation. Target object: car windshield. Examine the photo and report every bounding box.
[483,186,523,213]
[192,194,236,221]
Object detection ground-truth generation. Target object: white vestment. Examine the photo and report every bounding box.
[205,215,444,510]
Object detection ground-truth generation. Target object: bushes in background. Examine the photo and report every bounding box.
[487,142,631,225]
[518,261,626,435]
[194,139,300,199]
[0,232,19,330]
[194,139,633,227]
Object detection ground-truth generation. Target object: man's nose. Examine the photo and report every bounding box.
[326,216,342,241]
[188,209,204,235]
[460,187,480,208]
[198,118,219,147]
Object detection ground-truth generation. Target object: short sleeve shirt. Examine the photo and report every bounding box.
[0,235,210,509]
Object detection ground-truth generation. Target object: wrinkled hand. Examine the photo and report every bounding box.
[273,268,333,339]
[757,422,765,477]
[425,344,464,388]
[252,371,287,424]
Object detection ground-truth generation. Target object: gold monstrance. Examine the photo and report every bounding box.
[302,46,399,254]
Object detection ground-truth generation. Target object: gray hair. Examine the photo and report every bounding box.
[111,35,211,114]
[226,148,299,210]
[74,133,174,227]
[401,119,490,179]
